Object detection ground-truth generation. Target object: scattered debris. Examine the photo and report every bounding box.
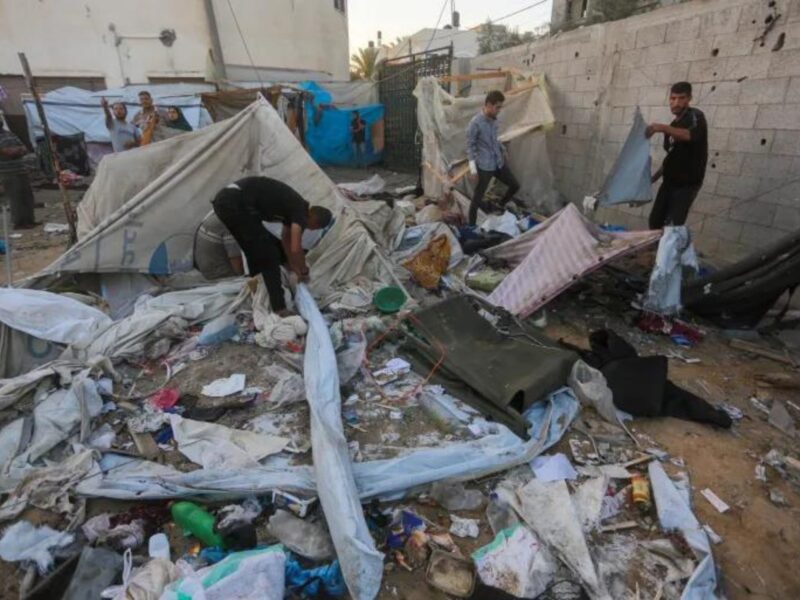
[700,488,731,514]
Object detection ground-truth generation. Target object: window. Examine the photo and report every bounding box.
[334,0,346,13]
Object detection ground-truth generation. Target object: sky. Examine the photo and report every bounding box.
[347,0,553,54]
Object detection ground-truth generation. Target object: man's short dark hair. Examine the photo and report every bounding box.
[310,206,333,228]
[112,102,127,114]
[670,81,692,96]
[138,90,152,98]
[485,90,505,105]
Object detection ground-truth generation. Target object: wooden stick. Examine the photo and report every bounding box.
[600,520,638,533]
[17,52,78,244]
[729,338,796,366]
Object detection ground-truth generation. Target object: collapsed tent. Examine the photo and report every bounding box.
[484,204,661,318]
[684,229,800,328]
[41,97,400,302]
[414,75,558,210]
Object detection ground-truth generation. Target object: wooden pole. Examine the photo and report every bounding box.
[17,52,78,245]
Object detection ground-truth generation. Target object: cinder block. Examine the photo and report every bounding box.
[610,107,626,125]
[550,75,578,93]
[729,200,776,226]
[606,124,631,143]
[725,54,771,80]
[713,105,758,129]
[694,192,732,216]
[774,206,800,231]
[755,103,800,129]
[699,6,742,36]
[708,127,731,151]
[644,42,681,66]
[688,58,729,83]
[575,75,597,92]
[771,130,800,155]
[728,129,774,154]
[701,216,743,241]
[715,173,760,199]
[791,0,800,23]
[609,87,639,107]
[639,85,668,106]
[739,222,777,247]
[612,68,631,88]
[738,3,770,32]
[666,17,701,43]
[711,33,758,58]
[786,77,800,102]
[619,48,645,69]
[740,153,775,177]
[695,81,741,105]
[571,108,593,125]
[567,58,589,77]
[738,77,789,105]
[636,23,667,48]
[677,38,715,63]
[758,177,800,206]
[768,49,800,77]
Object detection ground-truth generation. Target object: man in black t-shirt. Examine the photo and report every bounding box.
[645,81,708,229]
[211,176,333,314]
[350,111,366,167]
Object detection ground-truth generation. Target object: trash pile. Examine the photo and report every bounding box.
[2,93,798,599]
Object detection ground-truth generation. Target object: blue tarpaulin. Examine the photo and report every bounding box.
[597,106,652,207]
[299,81,384,168]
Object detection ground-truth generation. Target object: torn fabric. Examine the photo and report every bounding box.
[485,204,660,318]
[597,107,653,206]
[643,226,699,316]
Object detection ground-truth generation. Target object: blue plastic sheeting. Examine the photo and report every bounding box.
[22,85,214,145]
[597,107,652,207]
[649,461,718,599]
[299,81,384,167]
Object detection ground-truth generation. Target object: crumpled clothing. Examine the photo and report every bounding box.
[403,234,451,289]
[0,520,74,574]
[251,278,308,348]
[83,514,146,550]
[0,449,99,522]
[643,225,698,315]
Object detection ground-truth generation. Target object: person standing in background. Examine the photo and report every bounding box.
[466,90,520,227]
[101,97,140,153]
[350,110,366,167]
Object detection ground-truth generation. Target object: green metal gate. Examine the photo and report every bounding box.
[378,45,453,173]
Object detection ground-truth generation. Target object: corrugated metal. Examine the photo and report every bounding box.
[486,204,661,317]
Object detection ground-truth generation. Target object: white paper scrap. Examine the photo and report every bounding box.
[700,488,730,513]
[530,453,578,482]
[201,373,246,397]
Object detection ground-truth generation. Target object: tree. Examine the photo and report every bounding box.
[478,19,546,55]
[350,46,379,80]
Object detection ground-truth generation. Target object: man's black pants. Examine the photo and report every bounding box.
[469,164,520,226]
[648,182,701,230]
[212,188,287,311]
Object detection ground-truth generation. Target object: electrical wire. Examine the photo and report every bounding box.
[225,0,264,86]
[470,0,551,29]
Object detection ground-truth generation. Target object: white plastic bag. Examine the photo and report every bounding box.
[568,360,618,425]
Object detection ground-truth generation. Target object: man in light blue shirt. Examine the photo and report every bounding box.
[466,90,520,226]
[101,97,141,153]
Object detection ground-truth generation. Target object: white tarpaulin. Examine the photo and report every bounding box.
[22,84,214,145]
[414,76,558,209]
[41,98,398,302]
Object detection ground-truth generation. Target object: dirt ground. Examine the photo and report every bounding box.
[2,176,799,599]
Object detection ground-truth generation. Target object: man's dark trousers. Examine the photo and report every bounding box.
[469,163,520,226]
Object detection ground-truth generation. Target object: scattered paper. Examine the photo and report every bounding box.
[755,464,767,482]
[201,373,246,397]
[700,488,730,514]
[372,358,411,385]
[449,515,480,538]
[43,222,69,234]
[702,524,723,545]
[530,453,578,482]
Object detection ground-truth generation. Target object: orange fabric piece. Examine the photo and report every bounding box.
[403,234,451,289]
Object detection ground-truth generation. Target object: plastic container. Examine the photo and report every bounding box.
[485,492,520,535]
[631,474,651,514]
[148,532,171,560]
[430,480,484,511]
[373,286,407,314]
[171,501,225,548]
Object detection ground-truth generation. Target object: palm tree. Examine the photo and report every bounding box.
[350,46,379,80]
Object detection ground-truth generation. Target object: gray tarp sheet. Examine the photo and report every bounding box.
[597,107,652,207]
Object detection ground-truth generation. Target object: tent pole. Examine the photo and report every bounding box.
[2,204,12,287]
[17,52,78,245]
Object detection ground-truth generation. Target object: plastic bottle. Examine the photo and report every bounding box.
[171,501,225,548]
[485,492,520,535]
[631,474,651,514]
[148,533,171,560]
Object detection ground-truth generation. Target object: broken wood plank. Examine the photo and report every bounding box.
[128,428,160,460]
[600,520,638,533]
[729,339,796,366]
[755,372,800,389]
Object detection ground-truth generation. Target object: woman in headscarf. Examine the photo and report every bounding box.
[164,106,193,132]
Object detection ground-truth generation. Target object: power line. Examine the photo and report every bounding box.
[424,0,452,53]
[469,0,551,29]
[226,0,264,86]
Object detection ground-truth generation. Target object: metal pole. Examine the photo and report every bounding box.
[202,0,228,81]
[2,205,12,287]
[17,52,78,245]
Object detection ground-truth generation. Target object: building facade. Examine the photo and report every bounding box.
[0,0,349,133]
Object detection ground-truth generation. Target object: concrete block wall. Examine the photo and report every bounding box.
[470,0,800,263]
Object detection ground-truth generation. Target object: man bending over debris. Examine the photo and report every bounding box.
[211,177,333,315]
[646,81,708,229]
[466,90,520,226]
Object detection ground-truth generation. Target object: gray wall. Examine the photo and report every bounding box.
[472,0,800,263]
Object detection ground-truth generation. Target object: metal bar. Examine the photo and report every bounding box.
[2,205,12,287]
[384,45,453,65]
[17,52,78,245]
[202,0,227,80]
